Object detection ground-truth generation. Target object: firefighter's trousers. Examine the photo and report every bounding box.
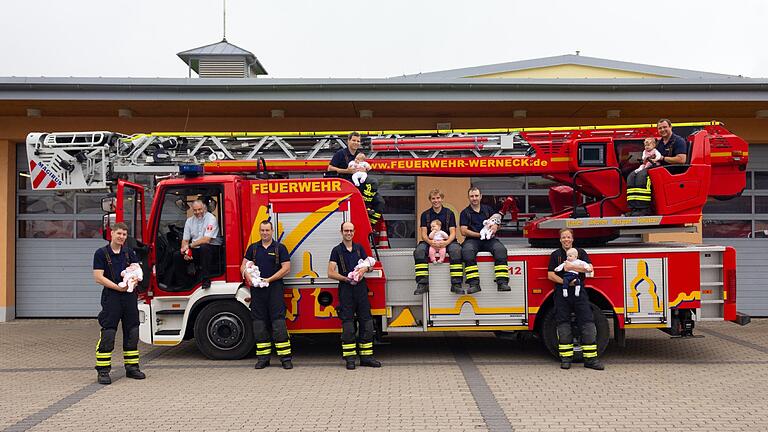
[250,281,291,361]
[554,282,598,361]
[413,241,463,285]
[626,169,652,211]
[96,289,140,372]
[338,281,375,360]
[461,238,510,284]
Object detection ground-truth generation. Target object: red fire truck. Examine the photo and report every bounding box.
[26,121,750,360]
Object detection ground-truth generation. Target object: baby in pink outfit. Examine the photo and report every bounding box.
[634,137,663,174]
[428,219,449,263]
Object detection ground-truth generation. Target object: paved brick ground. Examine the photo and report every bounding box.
[1,319,767,431]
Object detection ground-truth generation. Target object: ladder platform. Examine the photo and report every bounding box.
[538,215,666,229]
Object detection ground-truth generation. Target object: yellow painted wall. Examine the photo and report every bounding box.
[468,64,671,79]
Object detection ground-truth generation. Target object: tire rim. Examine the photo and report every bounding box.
[206,312,244,350]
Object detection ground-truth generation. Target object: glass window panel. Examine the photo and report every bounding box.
[18,194,74,214]
[77,194,105,214]
[77,220,104,239]
[755,196,768,214]
[528,196,552,214]
[746,172,752,190]
[470,176,526,191]
[753,221,768,238]
[386,219,416,239]
[382,196,415,215]
[702,219,751,238]
[527,176,557,190]
[755,172,768,190]
[369,175,415,191]
[703,196,751,214]
[18,220,74,239]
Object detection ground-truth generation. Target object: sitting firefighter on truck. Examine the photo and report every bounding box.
[459,187,511,294]
[413,188,464,295]
[626,118,688,216]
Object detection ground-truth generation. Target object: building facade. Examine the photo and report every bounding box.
[1,53,767,320]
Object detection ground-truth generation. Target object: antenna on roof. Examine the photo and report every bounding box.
[222,0,227,41]
[575,50,580,56]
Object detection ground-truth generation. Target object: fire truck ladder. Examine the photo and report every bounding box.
[25,121,721,191]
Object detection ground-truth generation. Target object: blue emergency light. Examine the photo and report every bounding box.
[179,164,204,176]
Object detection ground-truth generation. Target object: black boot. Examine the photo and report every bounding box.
[281,359,293,370]
[465,281,481,294]
[450,282,464,294]
[560,358,572,370]
[413,283,429,295]
[254,358,271,369]
[345,358,356,370]
[497,280,511,292]
[360,357,382,368]
[125,365,146,380]
[584,358,605,370]
[97,370,112,385]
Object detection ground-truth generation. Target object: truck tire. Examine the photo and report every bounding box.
[194,301,254,360]
[539,303,610,361]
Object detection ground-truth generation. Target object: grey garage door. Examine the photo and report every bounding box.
[16,239,106,317]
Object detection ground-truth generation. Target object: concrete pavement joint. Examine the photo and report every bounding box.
[2,346,168,432]
[698,327,768,354]
[447,335,514,432]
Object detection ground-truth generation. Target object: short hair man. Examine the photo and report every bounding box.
[327,132,363,182]
[176,200,222,289]
[413,188,464,295]
[241,220,293,370]
[459,187,511,294]
[327,222,382,370]
[626,119,688,216]
[546,228,604,371]
[92,222,146,385]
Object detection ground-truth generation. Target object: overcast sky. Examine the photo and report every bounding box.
[1,0,766,79]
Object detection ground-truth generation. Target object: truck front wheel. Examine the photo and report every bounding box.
[194,301,254,360]
[539,303,610,362]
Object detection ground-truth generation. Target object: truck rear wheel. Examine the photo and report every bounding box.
[539,303,610,361]
[194,301,254,360]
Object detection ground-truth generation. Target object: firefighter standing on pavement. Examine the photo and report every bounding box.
[547,228,605,370]
[91,222,146,385]
[328,221,382,370]
[242,220,293,370]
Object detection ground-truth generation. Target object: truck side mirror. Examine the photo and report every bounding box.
[101,196,117,212]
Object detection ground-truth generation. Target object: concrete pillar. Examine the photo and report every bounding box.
[0,140,16,321]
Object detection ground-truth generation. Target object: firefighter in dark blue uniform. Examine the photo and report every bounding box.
[413,188,464,295]
[242,220,293,370]
[547,228,604,370]
[327,131,362,182]
[92,222,146,385]
[626,118,688,216]
[328,221,382,370]
[459,187,511,294]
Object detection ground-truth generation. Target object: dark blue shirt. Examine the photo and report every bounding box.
[244,241,290,279]
[460,204,497,233]
[420,207,456,231]
[329,148,359,181]
[547,247,591,278]
[330,242,368,276]
[93,245,139,285]
[658,133,687,163]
